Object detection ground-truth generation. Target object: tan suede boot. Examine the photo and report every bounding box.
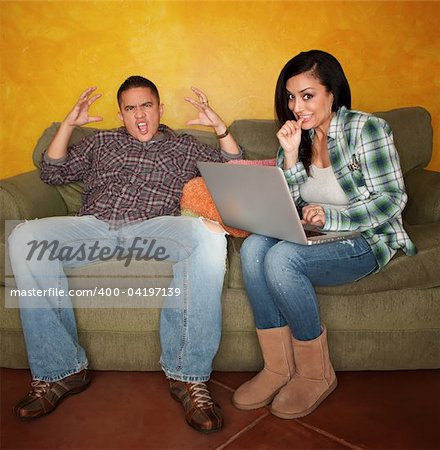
[270,325,337,419]
[232,326,295,410]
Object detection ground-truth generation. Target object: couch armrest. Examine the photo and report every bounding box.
[1,171,68,284]
[1,170,67,220]
[404,169,440,225]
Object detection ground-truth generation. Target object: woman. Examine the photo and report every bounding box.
[232,50,417,419]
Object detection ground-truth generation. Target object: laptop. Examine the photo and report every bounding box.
[197,162,360,245]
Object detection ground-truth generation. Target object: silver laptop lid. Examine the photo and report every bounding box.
[197,162,308,244]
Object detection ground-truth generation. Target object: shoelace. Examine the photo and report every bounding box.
[29,380,51,397]
[188,383,214,408]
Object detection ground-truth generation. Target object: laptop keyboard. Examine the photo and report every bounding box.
[304,229,326,238]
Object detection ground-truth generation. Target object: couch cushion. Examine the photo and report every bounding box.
[2,283,438,371]
[33,122,97,169]
[374,107,432,175]
[230,119,280,160]
[226,222,440,293]
[175,128,219,148]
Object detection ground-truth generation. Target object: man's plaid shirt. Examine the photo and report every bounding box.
[41,125,242,226]
[277,106,417,269]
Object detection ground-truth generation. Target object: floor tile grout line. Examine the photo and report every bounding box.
[295,419,366,450]
[209,375,365,450]
[215,412,270,450]
[210,378,236,393]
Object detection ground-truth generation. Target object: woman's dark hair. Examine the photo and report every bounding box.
[117,76,160,106]
[274,50,351,173]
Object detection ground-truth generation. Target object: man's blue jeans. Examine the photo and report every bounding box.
[240,234,378,341]
[8,215,227,382]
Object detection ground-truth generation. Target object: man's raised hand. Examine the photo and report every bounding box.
[64,87,103,127]
[185,87,226,133]
[46,87,103,160]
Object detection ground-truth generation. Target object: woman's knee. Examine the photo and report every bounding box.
[264,241,305,280]
[240,234,274,265]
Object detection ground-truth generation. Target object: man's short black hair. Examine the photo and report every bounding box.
[117,76,160,105]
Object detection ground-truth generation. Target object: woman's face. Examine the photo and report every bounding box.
[286,71,334,133]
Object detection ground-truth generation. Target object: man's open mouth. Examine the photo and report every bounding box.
[137,122,148,134]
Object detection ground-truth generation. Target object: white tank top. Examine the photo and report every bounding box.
[300,165,349,211]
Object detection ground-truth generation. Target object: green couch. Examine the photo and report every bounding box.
[1,106,439,371]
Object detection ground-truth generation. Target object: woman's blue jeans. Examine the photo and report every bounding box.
[240,234,378,341]
[8,215,227,382]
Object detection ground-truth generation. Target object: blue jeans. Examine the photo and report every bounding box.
[8,215,227,382]
[240,234,378,341]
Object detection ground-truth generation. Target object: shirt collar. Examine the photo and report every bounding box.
[327,106,347,140]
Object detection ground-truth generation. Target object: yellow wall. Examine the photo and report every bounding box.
[1,1,439,179]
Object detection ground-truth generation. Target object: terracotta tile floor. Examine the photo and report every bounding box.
[1,368,439,449]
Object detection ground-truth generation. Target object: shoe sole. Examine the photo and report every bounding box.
[232,388,281,411]
[270,379,338,419]
[16,379,91,421]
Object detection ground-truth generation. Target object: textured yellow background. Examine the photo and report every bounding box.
[1,1,439,179]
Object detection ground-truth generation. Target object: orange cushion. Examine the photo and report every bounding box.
[180,159,276,237]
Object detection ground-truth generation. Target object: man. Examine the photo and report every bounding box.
[8,76,242,433]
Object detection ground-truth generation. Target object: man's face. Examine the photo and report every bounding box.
[118,87,164,142]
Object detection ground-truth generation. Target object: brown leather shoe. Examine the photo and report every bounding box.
[170,380,223,433]
[13,369,90,420]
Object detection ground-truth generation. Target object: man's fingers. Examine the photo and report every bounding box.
[186,119,201,126]
[185,97,201,107]
[87,93,102,106]
[184,97,198,104]
[191,86,203,95]
[79,86,98,101]
[190,86,208,102]
[87,116,103,123]
[185,97,205,113]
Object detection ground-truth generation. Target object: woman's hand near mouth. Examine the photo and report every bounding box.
[277,118,304,169]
